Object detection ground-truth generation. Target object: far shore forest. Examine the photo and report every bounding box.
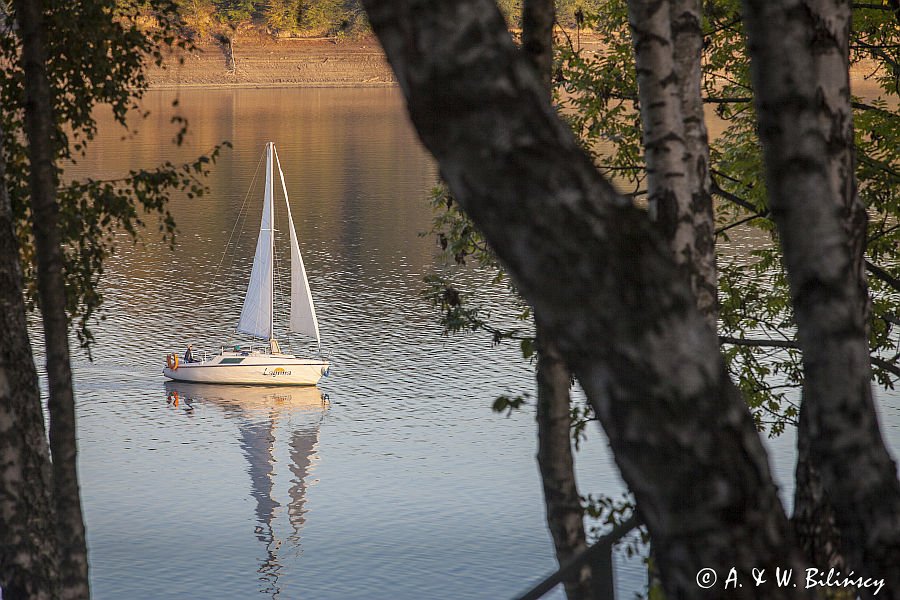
[152,0,596,39]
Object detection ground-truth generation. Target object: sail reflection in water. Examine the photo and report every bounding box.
[164,382,328,598]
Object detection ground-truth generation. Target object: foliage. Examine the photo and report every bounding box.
[492,393,530,416]
[495,0,522,28]
[494,0,606,29]
[147,0,614,38]
[1,0,226,351]
[423,183,532,344]
[263,0,300,31]
[582,493,637,541]
[297,0,365,35]
[555,0,605,29]
[213,0,253,24]
[127,0,614,39]
[554,0,900,434]
[176,0,217,36]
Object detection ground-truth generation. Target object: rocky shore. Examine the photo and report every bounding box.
[145,35,396,89]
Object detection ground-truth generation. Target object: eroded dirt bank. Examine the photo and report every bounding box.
[146,35,396,88]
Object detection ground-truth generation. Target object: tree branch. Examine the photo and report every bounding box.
[703,96,752,103]
[719,335,799,349]
[872,356,900,379]
[866,260,900,293]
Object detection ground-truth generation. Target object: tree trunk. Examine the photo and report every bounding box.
[362,1,811,595]
[15,1,91,598]
[227,36,236,72]
[791,0,863,578]
[0,124,61,600]
[536,322,590,599]
[629,3,716,591]
[628,0,716,328]
[521,0,554,91]
[522,2,591,597]
[670,0,716,325]
[743,0,900,590]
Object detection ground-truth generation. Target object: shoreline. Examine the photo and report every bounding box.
[145,34,884,92]
[148,81,396,90]
[145,36,397,89]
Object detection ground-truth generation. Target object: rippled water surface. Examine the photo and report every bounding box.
[55,86,900,600]
[58,88,645,600]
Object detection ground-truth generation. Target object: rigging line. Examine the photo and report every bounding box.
[198,146,266,320]
[230,156,270,345]
[224,151,266,315]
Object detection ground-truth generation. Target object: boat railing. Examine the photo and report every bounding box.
[220,343,252,354]
[512,515,639,600]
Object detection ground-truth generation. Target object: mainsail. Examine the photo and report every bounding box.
[238,142,321,347]
[274,147,321,347]
[237,144,276,340]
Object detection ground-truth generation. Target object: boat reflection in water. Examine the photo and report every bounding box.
[164,382,328,598]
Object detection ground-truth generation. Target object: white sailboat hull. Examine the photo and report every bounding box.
[164,353,329,386]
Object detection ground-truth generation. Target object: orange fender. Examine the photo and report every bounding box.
[166,353,179,370]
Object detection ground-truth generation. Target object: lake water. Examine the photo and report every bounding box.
[58,87,644,600]
[47,85,900,600]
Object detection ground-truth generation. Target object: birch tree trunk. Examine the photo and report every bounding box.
[627,2,717,591]
[362,0,811,595]
[790,0,863,574]
[743,0,900,589]
[523,1,590,597]
[15,1,91,597]
[670,0,716,324]
[535,323,590,599]
[628,0,716,328]
[0,127,61,600]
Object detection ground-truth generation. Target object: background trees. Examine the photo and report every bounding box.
[144,0,613,38]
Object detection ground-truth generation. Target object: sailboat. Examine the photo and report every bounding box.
[163,142,330,386]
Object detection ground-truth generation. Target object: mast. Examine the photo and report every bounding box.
[268,142,275,350]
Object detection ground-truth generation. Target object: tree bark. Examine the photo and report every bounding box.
[0,124,61,600]
[628,0,717,329]
[522,2,591,597]
[521,0,554,91]
[670,0,716,325]
[536,322,590,599]
[15,1,91,598]
[362,0,810,595]
[743,0,900,591]
[791,0,863,577]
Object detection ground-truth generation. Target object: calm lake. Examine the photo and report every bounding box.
[50,86,900,599]
[57,87,639,600]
